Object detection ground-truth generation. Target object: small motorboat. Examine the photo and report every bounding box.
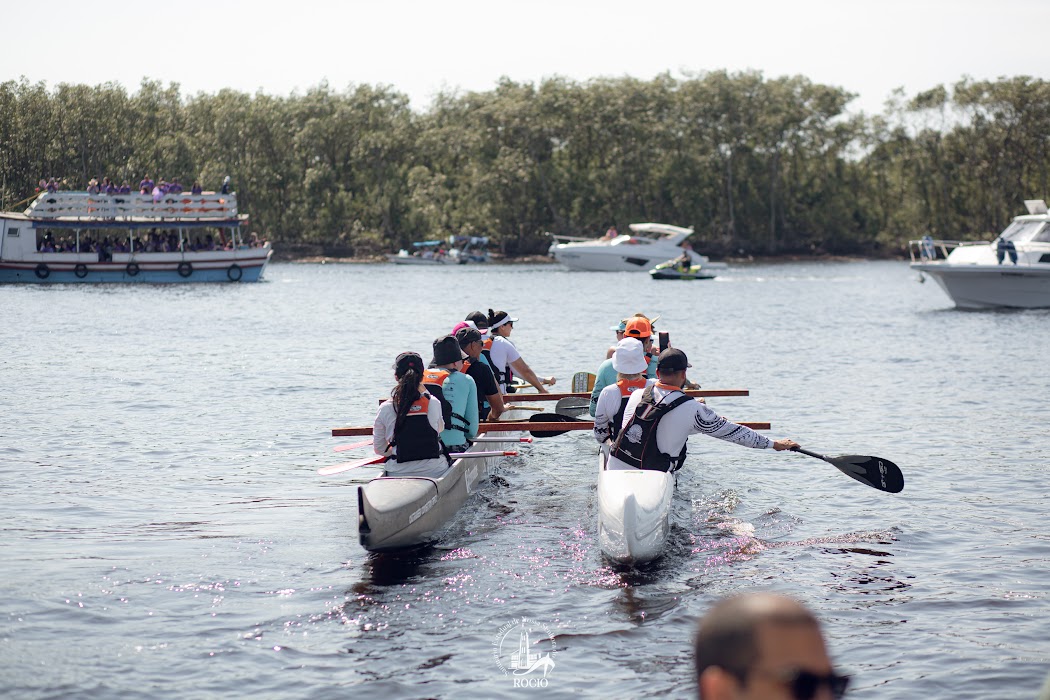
[387,235,490,265]
[910,199,1050,309]
[649,260,717,280]
[596,445,674,565]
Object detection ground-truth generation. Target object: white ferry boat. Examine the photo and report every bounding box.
[0,191,272,283]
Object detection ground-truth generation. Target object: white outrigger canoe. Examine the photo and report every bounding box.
[597,445,675,565]
[357,408,530,551]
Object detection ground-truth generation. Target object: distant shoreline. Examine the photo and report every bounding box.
[276,252,894,265]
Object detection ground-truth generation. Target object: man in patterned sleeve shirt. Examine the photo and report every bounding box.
[608,348,798,472]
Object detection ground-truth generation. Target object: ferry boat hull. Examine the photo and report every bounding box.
[0,252,270,284]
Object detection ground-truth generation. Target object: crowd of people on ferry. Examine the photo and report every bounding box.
[36,229,263,254]
[35,174,231,197]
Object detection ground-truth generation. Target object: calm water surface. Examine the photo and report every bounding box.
[1,261,1048,698]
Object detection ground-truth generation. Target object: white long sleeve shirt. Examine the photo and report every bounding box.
[593,379,654,443]
[373,393,447,477]
[607,383,772,470]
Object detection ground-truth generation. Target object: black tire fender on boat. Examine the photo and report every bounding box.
[34,263,50,279]
[177,261,193,278]
[74,263,88,278]
[126,262,140,277]
[226,264,243,282]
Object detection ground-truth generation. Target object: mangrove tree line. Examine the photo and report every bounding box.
[1,72,1048,256]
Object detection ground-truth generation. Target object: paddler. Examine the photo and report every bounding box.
[605,318,627,359]
[464,310,489,333]
[608,348,798,471]
[485,309,556,394]
[589,315,658,416]
[424,335,479,455]
[593,337,650,443]
[372,352,448,478]
[455,325,504,421]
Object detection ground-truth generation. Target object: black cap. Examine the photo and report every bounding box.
[394,352,424,376]
[657,348,691,372]
[433,335,466,366]
[456,327,483,346]
[465,311,489,330]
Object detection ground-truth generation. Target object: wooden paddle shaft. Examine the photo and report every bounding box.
[332,420,771,436]
[504,389,749,402]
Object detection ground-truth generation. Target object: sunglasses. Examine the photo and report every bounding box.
[771,669,851,700]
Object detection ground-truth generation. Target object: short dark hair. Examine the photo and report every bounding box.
[456,327,483,347]
[694,594,821,686]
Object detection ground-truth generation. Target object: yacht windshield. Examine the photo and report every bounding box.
[1000,221,1049,243]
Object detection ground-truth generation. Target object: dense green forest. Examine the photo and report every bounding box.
[2,73,1048,257]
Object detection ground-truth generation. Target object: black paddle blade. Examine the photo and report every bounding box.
[793,447,903,493]
[528,412,578,437]
[826,453,904,493]
[555,397,590,418]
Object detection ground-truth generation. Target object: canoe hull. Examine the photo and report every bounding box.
[357,409,528,551]
[597,448,674,565]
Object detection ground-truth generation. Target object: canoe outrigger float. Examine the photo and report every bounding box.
[332,407,533,552]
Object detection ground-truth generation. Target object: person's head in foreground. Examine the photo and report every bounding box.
[694,593,849,700]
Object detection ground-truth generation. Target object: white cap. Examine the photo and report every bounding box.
[611,338,648,375]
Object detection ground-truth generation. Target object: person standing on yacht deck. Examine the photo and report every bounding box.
[608,348,798,472]
[373,352,448,478]
[485,309,556,394]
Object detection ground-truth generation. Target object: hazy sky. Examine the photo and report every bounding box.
[8,0,1048,115]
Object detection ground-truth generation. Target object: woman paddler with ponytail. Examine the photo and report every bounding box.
[372,352,449,478]
[484,309,556,394]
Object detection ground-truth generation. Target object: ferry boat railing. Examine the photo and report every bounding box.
[25,192,238,221]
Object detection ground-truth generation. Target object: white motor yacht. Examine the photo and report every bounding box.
[910,200,1050,309]
[549,222,726,272]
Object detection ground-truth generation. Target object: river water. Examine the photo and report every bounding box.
[1,260,1048,699]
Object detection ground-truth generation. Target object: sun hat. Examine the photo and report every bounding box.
[624,317,652,339]
[394,352,425,376]
[610,319,628,332]
[488,309,517,331]
[433,335,467,365]
[454,319,486,336]
[612,338,648,375]
[657,348,691,372]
